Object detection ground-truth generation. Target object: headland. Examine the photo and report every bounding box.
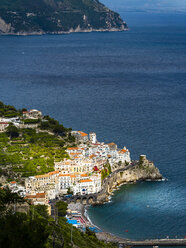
[0,101,166,247]
[0,0,128,35]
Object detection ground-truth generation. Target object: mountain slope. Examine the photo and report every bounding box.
[0,0,128,34]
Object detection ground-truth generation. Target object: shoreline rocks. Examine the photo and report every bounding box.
[0,27,128,36]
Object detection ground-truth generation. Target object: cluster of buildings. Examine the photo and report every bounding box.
[24,131,131,205]
[0,117,21,132]
[69,131,131,166]
[1,107,131,206]
[0,109,42,132]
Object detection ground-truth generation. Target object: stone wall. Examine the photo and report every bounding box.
[96,156,162,203]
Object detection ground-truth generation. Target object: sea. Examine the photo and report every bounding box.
[0,10,185,244]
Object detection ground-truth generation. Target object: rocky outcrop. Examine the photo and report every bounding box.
[0,0,128,35]
[118,156,162,183]
[0,17,12,34]
[101,155,163,201]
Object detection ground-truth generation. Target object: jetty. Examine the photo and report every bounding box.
[119,238,186,247]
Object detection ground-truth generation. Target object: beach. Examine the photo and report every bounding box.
[67,202,128,244]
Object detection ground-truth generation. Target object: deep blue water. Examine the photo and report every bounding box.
[0,13,186,242]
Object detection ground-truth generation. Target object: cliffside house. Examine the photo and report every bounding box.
[71,131,89,143]
[0,122,9,132]
[22,109,42,119]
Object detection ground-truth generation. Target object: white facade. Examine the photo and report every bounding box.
[0,122,9,132]
[73,173,101,195]
[89,132,97,144]
[58,174,72,193]
[23,109,42,119]
[73,179,94,195]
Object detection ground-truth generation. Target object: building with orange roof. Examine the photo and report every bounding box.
[25,170,60,198]
[66,147,85,159]
[107,142,118,151]
[10,181,16,184]
[73,172,101,195]
[26,192,47,203]
[80,174,88,178]
[78,131,88,137]
[71,130,89,143]
[55,158,97,174]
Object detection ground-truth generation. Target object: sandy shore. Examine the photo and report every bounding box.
[67,202,128,243]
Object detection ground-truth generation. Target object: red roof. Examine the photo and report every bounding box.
[10,181,16,184]
[26,193,46,199]
[80,179,92,183]
[67,147,79,150]
[0,122,9,124]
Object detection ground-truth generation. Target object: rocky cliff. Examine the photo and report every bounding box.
[104,155,163,198]
[0,0,128,35]
[119,161,162,183]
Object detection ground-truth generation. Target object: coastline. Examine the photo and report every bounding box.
[67,201,128,244]
[0,27,128,36]
[84,204,129,243]
[81,178,167,243]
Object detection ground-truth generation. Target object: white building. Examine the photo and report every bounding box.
[117,147,131,163]
[89,132,97,144]
[58,174,72,194]
[0,122,9,132]
[55,158,96,174]
[23,109,42,119]
[73,173,101,195]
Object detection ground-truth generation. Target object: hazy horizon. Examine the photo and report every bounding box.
[101,0,186,13]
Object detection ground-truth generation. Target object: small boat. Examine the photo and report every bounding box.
[125,230,128,232]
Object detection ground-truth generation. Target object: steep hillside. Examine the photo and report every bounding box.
[0,0,128,34]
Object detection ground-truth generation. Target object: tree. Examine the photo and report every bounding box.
[6,123,19,138]
[53,124,66,136]
[107,163,112,174]
[101,169,107,181]
[0,188,24,215]
[34,205,49,219]
[0,211,50,248]
[67,187,73,195]
[0,189,50,248]
[85,227,96,238]
[56,201,67,217]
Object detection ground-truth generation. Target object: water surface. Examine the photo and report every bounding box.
[0,13,185,241]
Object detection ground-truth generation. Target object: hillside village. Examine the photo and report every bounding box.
[0,104,131,207]
[25,131,131,201]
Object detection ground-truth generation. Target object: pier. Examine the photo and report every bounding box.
[119,238,186,247]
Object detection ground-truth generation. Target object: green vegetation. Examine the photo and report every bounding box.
[56,201,68,217]
[0,101,75,180]
[0,0,127,34]
[101,161,112,181]
[0,188,117,248]
[0,129,70,178]
[6,123,19,138]
[40,115,70,137]
[0,101,21,117]
[23,118,40,124]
